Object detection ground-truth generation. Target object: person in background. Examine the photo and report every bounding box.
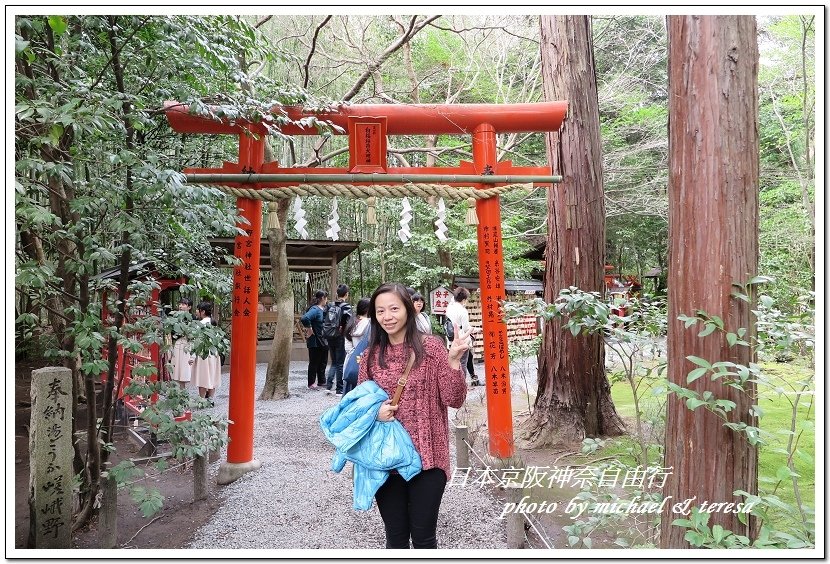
[324,284,353,395]
[357,283,470,549]
[301,290,329,390]
[342,297,371,395]
[169,297,195,389]
[466,348,479,386]
[345,297,372,353]
[444,287,479,386]
[192,301,222,404]
[411,292,432,334]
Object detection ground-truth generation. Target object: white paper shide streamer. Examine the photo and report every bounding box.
[325,197,341,241]
[293,196,309,239]
[434,197,448,242]
[397,197,413,244]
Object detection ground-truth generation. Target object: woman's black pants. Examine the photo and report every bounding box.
[375,468,447,549]
[307,346,328,386]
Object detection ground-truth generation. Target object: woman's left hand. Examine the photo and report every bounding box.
[377,400,399,422]
[448,324,474,364]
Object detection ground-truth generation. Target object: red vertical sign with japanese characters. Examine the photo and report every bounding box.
[227,134,263,465]
[429,286,451,315]
[473,124,514,458]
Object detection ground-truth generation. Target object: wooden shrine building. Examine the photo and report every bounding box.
[209,238,359,362]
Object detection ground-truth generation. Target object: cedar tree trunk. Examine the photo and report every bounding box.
[518,15,625,449]
[660,15,760,548]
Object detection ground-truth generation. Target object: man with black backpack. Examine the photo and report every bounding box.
[323,284,352,395]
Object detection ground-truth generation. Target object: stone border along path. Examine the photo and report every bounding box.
[188,361,508,550]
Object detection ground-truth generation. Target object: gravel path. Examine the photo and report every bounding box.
[188,361,508,550]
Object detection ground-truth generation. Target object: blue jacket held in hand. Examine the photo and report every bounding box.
[319,380,422,510]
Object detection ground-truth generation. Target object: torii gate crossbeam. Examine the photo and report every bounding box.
[164,101,567,484]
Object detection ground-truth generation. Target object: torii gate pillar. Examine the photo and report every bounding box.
[217,133,265,484]
[473,124,513,458]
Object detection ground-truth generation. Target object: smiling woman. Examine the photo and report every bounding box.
[355,282,472,549]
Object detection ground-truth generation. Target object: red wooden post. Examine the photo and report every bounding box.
[473,124,514,459]
[226,132,264,466]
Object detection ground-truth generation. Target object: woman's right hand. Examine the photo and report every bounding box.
[377,400,399,422]
[448,324,474,362]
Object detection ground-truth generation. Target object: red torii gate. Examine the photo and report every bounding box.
[164,101,567,483]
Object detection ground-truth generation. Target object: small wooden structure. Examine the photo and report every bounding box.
[209,238,359,362]
[451,275,543,359]
[96,261,191,449]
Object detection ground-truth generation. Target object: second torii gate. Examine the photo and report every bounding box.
[164,101,567,483]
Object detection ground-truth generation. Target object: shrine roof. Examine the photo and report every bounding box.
[208,238,359,272]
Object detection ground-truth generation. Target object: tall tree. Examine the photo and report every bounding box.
[661,15,760,547]
[261,151,293,400]
[15,14,291,528]
[518,15,625,447]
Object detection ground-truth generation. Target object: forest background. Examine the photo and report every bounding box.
[14,13,815,310]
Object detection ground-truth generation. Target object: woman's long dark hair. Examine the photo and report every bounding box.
[311,289,328,306]
[197,301,218,326]
[345,297,370,340]
[368,283,425,369]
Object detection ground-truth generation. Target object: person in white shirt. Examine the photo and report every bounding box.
[444,287,479,386]
[342,297,371,395]
[345,297,371,352]
[192,301,222,404]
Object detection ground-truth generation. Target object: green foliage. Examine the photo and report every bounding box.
[669,281,815,547]
[105,379,229,518]
[594,16,669,277]
[509,279,814,548]
[672,493,814,549]
[753,291,815,361]
[130,486,166,519]
[755,15,815,306]
[506,287,667,468]
[15,13,320,528]
[672,508,751,548]
[189,320,230,360]
[105,460,144,485]
[105,460,166,518]
[552,452,663,548]
[508,334,541,414]
[503,286,612,336]
[14,14,259,348]
[606,215,668,290]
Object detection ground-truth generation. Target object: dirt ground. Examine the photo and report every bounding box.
[14,360,219,550]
